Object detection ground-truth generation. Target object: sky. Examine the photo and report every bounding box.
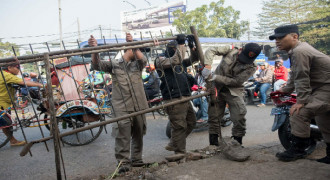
[0,0,263,52]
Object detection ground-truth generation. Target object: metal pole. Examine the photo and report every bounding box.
[44,53,62,180]
[190,26,205,66]
[58,0,63,50]
[77,18,81,42]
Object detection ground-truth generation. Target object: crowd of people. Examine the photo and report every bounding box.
[1,24,329,174]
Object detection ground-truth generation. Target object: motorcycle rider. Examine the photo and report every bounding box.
[273,59,288,91]
[202,43,261,161]
[270,24,330,164]
[255,62,273,107]
[192,64,208,123]
[143,64,160,100]
[0,58,43,146]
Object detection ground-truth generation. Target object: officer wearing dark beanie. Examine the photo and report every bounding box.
[270,24,330,164]
[201,43,261,161]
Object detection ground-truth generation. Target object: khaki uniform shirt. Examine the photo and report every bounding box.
[282,42,330,104]
[92,57,148,112]
[204,46,257,96]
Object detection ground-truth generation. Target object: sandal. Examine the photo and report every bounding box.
[11,141,26,146]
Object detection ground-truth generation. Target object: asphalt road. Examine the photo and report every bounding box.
[0,104,279,180]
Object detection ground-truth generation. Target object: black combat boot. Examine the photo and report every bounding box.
[232,136,243,145]
[316,143,330,164]
[276,135,309,162]
[209,134,219,146]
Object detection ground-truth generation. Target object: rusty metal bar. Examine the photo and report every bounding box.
[20,91,210,156]
[190,26,205,66]
[0,37,176,63]
[0,42,170,67]
[43,53,62,180]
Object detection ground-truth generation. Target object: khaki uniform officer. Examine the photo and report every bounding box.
[202,43,261,146]
[271,25,330,164]
[89,33,148,172]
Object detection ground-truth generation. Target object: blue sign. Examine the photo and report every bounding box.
[168,5,186,23]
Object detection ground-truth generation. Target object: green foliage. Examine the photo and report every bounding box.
[254,0,329,54]
[0,40,20,57]
[172,0,249,39]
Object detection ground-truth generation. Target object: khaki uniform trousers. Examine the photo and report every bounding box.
[166,99,196,153]
[112,111,146,162]
[291,85,330,143]
[208,89,247,137]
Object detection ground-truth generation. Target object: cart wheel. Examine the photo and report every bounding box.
[0,115,13,148]
[44,108,104,146]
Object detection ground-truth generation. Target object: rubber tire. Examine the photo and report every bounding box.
[166,120,171,139]
[44,108,104,146]
[278,116,317,155]
[156,101,167,116]
[0,115,13,148]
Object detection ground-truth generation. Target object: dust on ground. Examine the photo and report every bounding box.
[85,141,330,180]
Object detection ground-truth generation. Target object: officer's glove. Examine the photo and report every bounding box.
[201,68,212,79]
[176,34,186,45]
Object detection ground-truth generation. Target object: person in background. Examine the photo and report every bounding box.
[270,24,330,164]
[143,64,160,100]
[0,59,43,146]
[273,59,288,91]
[192,64,208,123]
[255,62,273,107]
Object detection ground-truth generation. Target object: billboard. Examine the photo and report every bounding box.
[121,0,186,37]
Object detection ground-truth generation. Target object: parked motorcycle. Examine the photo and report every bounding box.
[13,84,41,108]
[270,91,322,154]
[243,77,272,105]
[147,93,167,116]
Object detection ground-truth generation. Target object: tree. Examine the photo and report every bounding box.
[0,40,20,57]
[172,0,249,39]
[254,0,329,54]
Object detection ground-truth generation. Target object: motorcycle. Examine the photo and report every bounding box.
[13,84,41,108]
[270,92,322,154]
[243,77,272,105]
[147,93,167,116]
[165,86,231,138]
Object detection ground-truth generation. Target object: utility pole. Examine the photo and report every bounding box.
[248,19,251,41]
[144,0,151,6]
[123,1,136,9]
[77,18,81,42]
[99,25,103,39]
[58,0,63,49]
[109,24,112,39]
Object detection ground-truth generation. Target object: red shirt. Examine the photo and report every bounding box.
[274,66,288,81]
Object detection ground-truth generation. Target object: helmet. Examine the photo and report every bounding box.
[22,72,29,78]
[146,64,155,71]
[275,59,283,63]
[30,72,37,78]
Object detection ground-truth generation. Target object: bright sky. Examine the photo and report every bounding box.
[0,0,263,49]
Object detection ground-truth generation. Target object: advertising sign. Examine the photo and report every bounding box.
[121,0,186,37]
[168,5,186,23]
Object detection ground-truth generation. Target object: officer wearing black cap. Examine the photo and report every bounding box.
[202,43,261,161]
[270,24,330,164]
